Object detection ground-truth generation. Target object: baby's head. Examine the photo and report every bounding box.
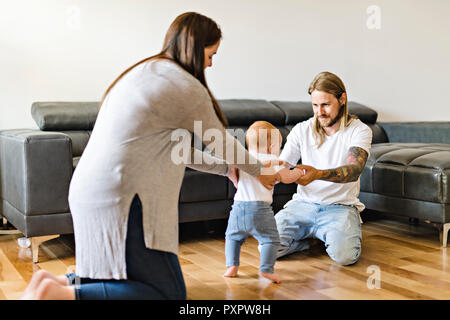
[246,121,282,155]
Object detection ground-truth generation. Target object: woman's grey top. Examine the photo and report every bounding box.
[68,59,262,279]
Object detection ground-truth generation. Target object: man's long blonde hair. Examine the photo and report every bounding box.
[308,72,357,148]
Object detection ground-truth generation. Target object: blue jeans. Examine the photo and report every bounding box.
[66,195,186,300]
[275,200,362,266]
[225,201,280,273]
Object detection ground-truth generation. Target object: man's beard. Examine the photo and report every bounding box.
[319,105,345,128]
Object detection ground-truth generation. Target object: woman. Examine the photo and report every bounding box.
[21,12,280,300]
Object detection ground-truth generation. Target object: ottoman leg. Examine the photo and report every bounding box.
[442,223,450,248]
[31,235,60,263]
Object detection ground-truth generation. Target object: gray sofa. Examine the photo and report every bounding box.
[359,122,450,246]
[0,100,449,263]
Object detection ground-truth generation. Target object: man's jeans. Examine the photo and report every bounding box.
[225,201,280,273]
[275,200,362,266]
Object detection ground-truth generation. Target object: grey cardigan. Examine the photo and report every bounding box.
[68,59,262,279]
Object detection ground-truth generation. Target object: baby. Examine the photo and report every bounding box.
[223,121,304,283]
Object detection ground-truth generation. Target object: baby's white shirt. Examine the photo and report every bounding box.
[234,151,283,204]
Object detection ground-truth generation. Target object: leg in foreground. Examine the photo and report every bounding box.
[258,242,281,283]
[21,270,75,300]
[315,204,362,266]
[224,239,245,277]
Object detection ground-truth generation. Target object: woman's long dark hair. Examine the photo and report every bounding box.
[99,12,228,126]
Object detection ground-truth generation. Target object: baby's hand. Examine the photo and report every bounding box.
[278,167,305,184]
[292,167,305,178]
[228,166,239,189]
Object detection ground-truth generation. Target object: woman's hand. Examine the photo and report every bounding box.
[256,160,285,190]
[228,166,239,188]
[256,173,280,190]
[295,164,322,186]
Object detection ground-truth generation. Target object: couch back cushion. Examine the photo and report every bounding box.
[32,101,99,131]
[219,99,286,126]
[31,99,385,158]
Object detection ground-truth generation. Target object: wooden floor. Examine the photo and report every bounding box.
[0,214,449,300]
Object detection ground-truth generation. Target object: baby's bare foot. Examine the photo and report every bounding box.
[259,272,281,283]
[223,266,239,277]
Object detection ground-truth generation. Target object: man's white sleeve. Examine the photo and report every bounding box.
[279,125,302,168]
[350,123,373,157]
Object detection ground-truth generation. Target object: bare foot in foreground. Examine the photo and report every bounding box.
[259,272,281,283]
[21,270,69,299]
[223,266,239,277]
[21,270,75,300]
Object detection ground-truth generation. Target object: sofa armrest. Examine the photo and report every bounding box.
[0,129,73,216]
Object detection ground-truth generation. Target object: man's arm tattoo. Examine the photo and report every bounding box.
[319,147,368,183]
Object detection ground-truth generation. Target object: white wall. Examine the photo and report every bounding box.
[1,0,449,129]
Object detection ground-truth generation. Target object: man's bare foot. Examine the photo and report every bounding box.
[223,266,239,277]
[259,272,281,283]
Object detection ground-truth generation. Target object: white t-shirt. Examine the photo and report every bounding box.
[279,117,372,212]
[234,151,283,204]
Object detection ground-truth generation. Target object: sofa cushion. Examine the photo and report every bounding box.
[219,99,285,126]
[361,143,450,204]
[179,168,229,203]
[270,101,313,125]
[366,123,388,144]
[32,102,99,131]
[61,131,91,157]
[347,102,378,124]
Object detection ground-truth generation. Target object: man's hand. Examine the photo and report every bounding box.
[295,164,322,186]
[228,166,239,189]
[278,167,305,184]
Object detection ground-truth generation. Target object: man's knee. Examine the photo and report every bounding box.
[333,248,361,266]
[326,238,361,266]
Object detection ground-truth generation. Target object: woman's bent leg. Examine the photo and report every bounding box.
[72,195,186,300]
[124,195,186,299]
[76,279,166,300]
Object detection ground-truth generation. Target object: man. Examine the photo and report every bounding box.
[275,71,372,266]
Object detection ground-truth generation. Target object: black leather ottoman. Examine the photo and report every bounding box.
[360,143,450,247]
